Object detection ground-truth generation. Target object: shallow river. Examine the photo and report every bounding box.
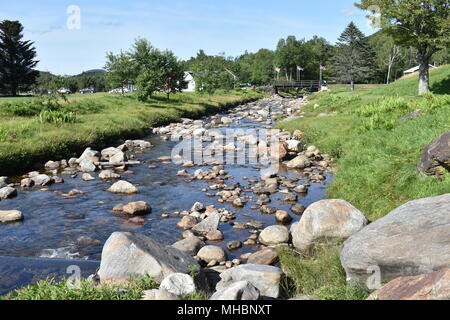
[0,98,331,294]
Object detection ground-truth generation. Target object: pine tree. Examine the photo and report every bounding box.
[332,22,376,91]
[0,20,39,96]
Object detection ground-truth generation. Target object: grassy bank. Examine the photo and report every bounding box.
[0,90,262,176]
[277,65,450,221]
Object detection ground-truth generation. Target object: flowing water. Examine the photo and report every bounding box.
[0,98,331,295]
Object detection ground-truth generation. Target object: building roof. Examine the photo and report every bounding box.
[404,65,436,74]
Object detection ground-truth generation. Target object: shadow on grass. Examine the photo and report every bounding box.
[431,75,450,95]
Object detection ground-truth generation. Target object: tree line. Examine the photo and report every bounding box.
[0,0,449,97]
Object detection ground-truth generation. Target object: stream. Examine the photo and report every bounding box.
[0,96,332,295]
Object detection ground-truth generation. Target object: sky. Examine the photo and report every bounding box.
[0,0,378,75]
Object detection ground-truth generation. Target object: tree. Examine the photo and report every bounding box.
[332,22,377,91]
[356,0,450,95]
[104,51,134,94]
[0,20,39,96]
[128,39,185,101]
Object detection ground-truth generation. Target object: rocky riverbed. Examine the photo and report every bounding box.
[0,95,333,293]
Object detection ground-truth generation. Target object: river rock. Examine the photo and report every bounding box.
[417,131,450,176]
[77,147,99,163]
[206,230,224,241]
[341,194,450,289]
[82,173,95,181]
[227,241,242,251]
[216,264,284,298]
[286,140,304,153]
[99,170,121,180]
[197,245,227,263]
[210,281,260,300]
[109,151,126,164]
[31,174,52,186]
[290,204,306,215]
[192,212,221,235]
[291,199,367,253]
[221,117,233,125]
[247,248,279,265]
[275,210,292,224]
[122,201,152,215]
[126,140,152,149]
[177,216,197,229]
[0,187,17,199]
[191,202,206,212]
[101,147,122,160]
[259,225,290,246]
[0,177,9,188]
[98,232,203,285]
[172,236,205,256]
[20,178,34,188]
[107,180,139,194]
[0,210,23,223]
[286,155,311,169]
[160,273,197,297]
[45,160,60,169]
[367,268,450,300]
[80,159,96,173]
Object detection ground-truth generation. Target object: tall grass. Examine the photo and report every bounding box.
[279,245,369,300]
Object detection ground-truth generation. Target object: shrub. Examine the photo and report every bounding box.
[37,110,77,125]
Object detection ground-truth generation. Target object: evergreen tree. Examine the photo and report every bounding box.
[332,22,376,91]
[0,20,39,96]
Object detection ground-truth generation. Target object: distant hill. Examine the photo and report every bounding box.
[81,69,107,75]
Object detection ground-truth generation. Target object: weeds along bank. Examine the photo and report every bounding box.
[0,90,262,176]
[277,65,450,222]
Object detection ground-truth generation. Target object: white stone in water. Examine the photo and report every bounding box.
[107,180,139,194]
[0,210,23,223]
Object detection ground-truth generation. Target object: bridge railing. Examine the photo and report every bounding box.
[272,80,321,88]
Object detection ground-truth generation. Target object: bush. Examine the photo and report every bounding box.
[37,110,77,125]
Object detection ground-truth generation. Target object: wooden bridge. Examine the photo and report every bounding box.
[272,80,321,93]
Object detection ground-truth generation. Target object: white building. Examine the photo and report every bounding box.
[403,64,436,75]
[183,72,196,92]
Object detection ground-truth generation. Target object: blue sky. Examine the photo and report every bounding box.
[1,0,377,75]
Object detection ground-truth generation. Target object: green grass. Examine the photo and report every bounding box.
[0,90,263,176]
[279,244,369,300]
[277,64,450,221]
[2,275,158,300]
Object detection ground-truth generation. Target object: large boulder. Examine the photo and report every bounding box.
[77,147,99,163]
[417,131,450,176]
[31,174,52,186]
[247,248,279,265]
[291,199,368,252]
[367,268,450,300]
[210,281,260,300]
[341,194,450,289]
[107,180,139,194]
[79,159,97,173]
[0,210,23,223]
[0,177,9,188]
[98,232,204,286]
[258,225,290,246]
[216,264,284,298]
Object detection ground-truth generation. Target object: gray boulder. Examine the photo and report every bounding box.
[0,187,17,200]
[98,232,204,285]
[172,236,205,256]
[31,174,52,186]
[142,289,179,300]
[0,177,9,188]
[77,147,99,163]
[417,131,450,176]
[192,212,221,235]
[80,159,96,173]
[291,199,368,252]
[210,281,260,300]
[197,245,227,263]
[216,264,284,298]
[341,194,450,289]
[286,155,311,169]
[259,225,290,246]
